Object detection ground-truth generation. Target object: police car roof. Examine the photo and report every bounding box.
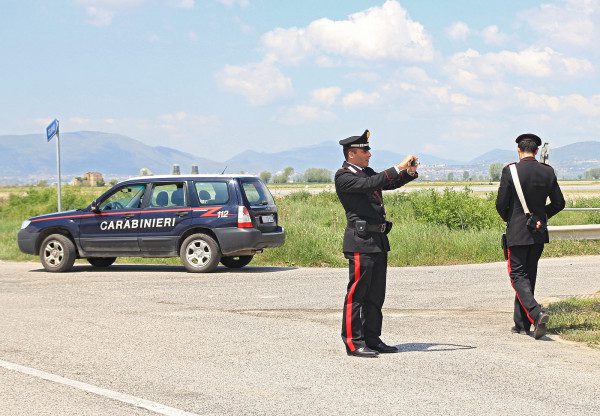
[121,174,259,183]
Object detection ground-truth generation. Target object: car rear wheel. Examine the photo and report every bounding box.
[87,257,117,268]
[39,234,76,273]
[180,233,221,273]
[220,255,253,269]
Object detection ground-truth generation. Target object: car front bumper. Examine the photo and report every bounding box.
[17,228,39,255]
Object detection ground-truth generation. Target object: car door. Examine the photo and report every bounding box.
[137,181,192,255]
[78,183,146,254]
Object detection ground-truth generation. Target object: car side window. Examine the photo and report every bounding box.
[98,184,146,211]
[148,183,187,208]
[194,182,230,206]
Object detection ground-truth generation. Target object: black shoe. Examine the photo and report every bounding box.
[534,312,550,340]
[369,342,399,353]
[511,326,531,335]
[346,346,379,358]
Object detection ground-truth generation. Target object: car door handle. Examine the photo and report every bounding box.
[177,212,189,217]
[122,214,135,219]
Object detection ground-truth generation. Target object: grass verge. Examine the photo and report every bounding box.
[547,297,600,348]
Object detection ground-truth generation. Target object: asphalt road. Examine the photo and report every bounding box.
[1,257,600,416]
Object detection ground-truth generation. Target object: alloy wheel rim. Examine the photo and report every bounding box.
[185,239,211,267]
[44,240,64,266]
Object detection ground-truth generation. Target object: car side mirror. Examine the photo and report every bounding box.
[91,201,100,213]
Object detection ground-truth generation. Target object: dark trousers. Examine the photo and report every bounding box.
[507,244,544,330]
[341,251,387,352]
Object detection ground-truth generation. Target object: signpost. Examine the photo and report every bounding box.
[46,119,62,211]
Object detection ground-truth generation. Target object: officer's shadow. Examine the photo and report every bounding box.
[394,342,476,353]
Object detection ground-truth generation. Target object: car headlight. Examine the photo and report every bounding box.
[21,220,31,229]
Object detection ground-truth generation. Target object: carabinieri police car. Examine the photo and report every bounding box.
[17,175,285,273]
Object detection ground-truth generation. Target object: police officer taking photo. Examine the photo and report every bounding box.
[335,129,418,358]
[496,133,565,340]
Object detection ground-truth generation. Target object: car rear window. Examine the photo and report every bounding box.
[240,179,275,206]
[194,181,230,206]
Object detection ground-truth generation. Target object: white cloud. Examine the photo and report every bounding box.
[215,59,293,105]
[171,0,195,9]
[310,87,341,107]
[76,0,196,25]
[275,105,336,125]
[82,6,115,26]
[188,31,198,42]
[481,25,508,46]
[76,0,145,26]
[446,21,470,41]
[448,46,594,79]
[521,0,600,48]
[342,90,381,108]
[515,87,600,116]
[261,0,434,65]
[217,0,249,7]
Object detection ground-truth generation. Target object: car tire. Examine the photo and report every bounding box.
[220,255,253,269]
[180,233,221,273]
[39,234,76,273]
[87,257,117,268]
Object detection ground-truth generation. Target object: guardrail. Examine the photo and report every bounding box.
[549,208,600,240]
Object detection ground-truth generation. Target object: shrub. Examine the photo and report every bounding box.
[408,188,504,231]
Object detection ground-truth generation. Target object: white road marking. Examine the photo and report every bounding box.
[0,359,201,416]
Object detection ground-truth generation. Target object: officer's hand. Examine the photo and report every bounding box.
[397,155,418,171]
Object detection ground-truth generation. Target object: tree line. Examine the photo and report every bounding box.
[259,167,333,183]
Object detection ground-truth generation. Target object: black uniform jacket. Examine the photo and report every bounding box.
[496,157,565,246]
[335,161,417,253]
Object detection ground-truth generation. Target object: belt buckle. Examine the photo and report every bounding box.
[379,223,386,233]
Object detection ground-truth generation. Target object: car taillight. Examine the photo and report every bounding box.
[237,206,253,228]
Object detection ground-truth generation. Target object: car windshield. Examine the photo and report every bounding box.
[240,179,275,206]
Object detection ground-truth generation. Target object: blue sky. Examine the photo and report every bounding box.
[2,0,599,162]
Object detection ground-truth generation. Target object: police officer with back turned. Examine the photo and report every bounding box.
[335,129,418,358]
[496,133,565,340]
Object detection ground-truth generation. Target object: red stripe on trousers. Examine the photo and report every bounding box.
[507,247,535,325]
[345,252,361,351]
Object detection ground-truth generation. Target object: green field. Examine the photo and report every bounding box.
[2,185,599,267]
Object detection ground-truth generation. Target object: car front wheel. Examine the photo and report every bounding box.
[180,233,221,273]
[220,255,253,269]
[39,234,76,273]
[87,257,117,268]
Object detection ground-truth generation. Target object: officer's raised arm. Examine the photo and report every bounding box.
[335,167,401,193]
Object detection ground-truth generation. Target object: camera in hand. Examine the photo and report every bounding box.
[410,158,419,167]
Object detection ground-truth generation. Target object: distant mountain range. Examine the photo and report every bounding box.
[0,131,598,183]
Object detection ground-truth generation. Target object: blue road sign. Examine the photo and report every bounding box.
[46,119,59,142]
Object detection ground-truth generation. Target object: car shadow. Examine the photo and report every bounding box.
[29,264,297,274]
[394,342,476,353]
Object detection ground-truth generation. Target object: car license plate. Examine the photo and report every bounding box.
[261,215,274,223]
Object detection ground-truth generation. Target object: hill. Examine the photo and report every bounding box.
[0,131,598,183]
[0,131,224,183]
